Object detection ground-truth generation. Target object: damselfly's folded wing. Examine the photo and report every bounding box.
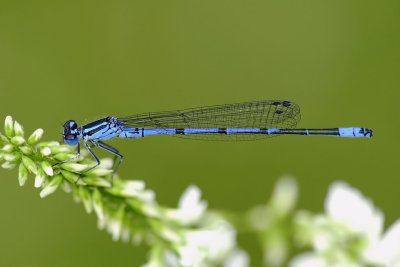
[118,100,301,141]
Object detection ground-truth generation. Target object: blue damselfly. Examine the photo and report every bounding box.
[59,100,373,174]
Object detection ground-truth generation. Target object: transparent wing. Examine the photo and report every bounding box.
[118,100,301,140]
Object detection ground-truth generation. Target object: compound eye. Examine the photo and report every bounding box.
[69,121,77,130]
[62,120,80,146]
[64,120,78,132]
[64,134,79,146]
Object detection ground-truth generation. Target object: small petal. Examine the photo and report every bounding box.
[18,163,28,186]
[122,181,145,194]
[120,227,131,243]
[61,181,71,193]
[11,136,25,145]
[263,235,288,267]
[54,153,77,161]
[2,144,14,152]
[92,189,104,221]
[108,219,122,241]
[22,156,38,174]
[114,181,156,203]
[61,162,88,172]
[167,185,207,224]
[49,145,71,154]
[38,141,59,147]
[251,207,269,230]
[3,153,19,162]
[41,161,54,176]
[368,220,400,265]
[0,132,8,144]
[160,225,183,244]
[34,170,46,188]
[86,167,113,176]
[178,185,206,213]
[179,222,236,264]
[325,181,383,243]
[60,170,79,183]
[293,211,314,247]
[289,253,328,267]
[4,116,14,137]
[270,176,298,216]
[223,250,250,267]
[19,146,33,155]
[13,121,24,136]
[82,176,111,187]
[40,175,63,198]
[40,147,52,156]
[27,128,43,144]
[1,161,16,169]
[79,187,92,214]
[98,158,114,169]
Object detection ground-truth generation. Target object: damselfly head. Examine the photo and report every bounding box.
[63,120,80,146]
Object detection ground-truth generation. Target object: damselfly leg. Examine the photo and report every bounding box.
[92,141,124,174]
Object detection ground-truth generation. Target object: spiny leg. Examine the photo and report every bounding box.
[81,141,100,174]
[93,141,124,175]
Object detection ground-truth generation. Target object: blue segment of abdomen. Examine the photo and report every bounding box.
[119,127,267,138]
[119,128,177,138]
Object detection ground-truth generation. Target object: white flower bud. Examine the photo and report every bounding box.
[27,128,44,144]
[40,175,63,198]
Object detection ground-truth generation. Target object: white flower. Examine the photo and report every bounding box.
[290,181,400,267]
[39,175,63,198]
[34,171,46,188]
[270,176,298,216]
[247,176,298,267]
[325,181,383,251]
[369,220,400,266]
[27,128,44,144]
[289,253,328,267]
[107,219,121,241]
[166,185,207,225]
[223,249,250,267]
[121,181,149,199]
[41,161,53,176]
[178,218,236,267]
[142,249,181,267]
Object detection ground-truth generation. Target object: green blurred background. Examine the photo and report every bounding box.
[0,1,399,266]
